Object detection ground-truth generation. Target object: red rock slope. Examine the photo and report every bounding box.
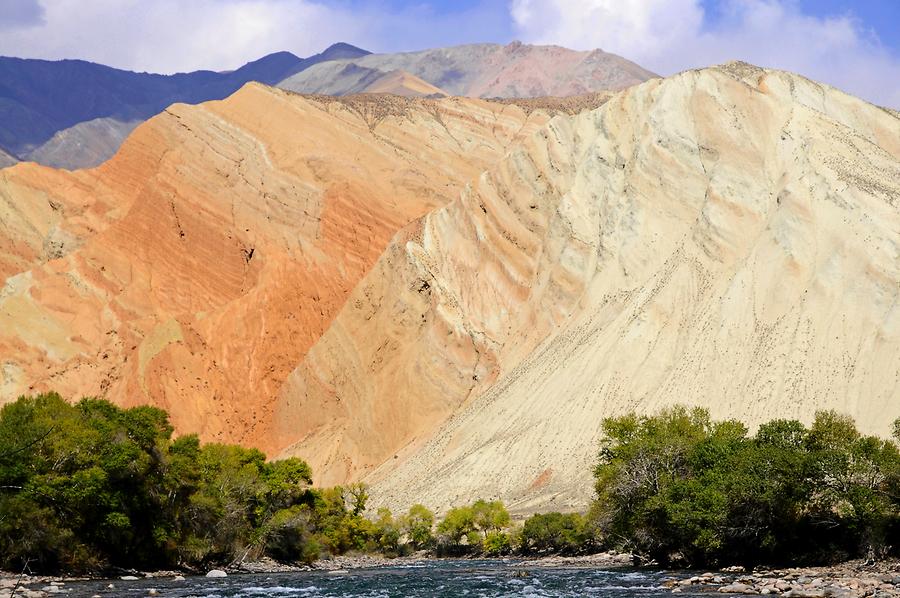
[0,83,558,450]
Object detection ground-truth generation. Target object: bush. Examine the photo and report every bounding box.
[592,407,900,568]
[483,531,511,556]
[520,512,591,555]
[436,499,511,555]
[0,394,321,573]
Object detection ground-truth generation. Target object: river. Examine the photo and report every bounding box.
[62,560,694,597]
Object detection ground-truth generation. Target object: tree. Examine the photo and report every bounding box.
[402,504,434,549]
[346,483,369,516]
[0,393,321,573]
[592,406,900,568]
[372,508,401,553]
[437,506,476,547]
[471,500,510,538]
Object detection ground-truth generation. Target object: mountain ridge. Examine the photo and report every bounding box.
[279,41,656,98]
[270,61,900,514]
[0,43,371,168]
[0,61,895,518]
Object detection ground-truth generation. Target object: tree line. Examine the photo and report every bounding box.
[593,406,900,568]
[3,394,900,573]
[0,393,579,573]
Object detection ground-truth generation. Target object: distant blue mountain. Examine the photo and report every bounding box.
[0,43,370,163]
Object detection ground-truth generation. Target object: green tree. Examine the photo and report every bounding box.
[402,504,435,549]
[437,506,476,548]
[520,512,590,555]
[472,500,510,538]
[0,393,320,573]
[372,507,401,553]
[346,482,369,516]
[592,407,900,568]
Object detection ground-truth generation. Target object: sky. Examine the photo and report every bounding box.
[0,0,897,107]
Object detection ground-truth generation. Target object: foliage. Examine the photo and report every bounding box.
[592,407,900,568]
[401,504,435,549]
[483,531,512,556]
[0,394,372,573]
[519,512,594,555]
[436,500,511,555]
[11,393,899,573]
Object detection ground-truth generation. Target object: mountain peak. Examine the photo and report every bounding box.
[320,42,371,59]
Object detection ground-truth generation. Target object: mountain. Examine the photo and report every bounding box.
[1,62,896,517]
[24,117,141,169]
[272,62,900,514]
[0,147,16,168]
[359,70,448,98]
[0,83,567,452]
[0,43,370,169]
[279,41,656,98]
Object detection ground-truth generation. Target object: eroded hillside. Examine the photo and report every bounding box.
[0,84,559,451]
[273,63,900,512]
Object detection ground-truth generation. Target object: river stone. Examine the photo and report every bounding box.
[719,583,757,594]
[206,570,227,578]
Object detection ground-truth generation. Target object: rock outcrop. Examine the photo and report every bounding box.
[361,70,448,98]
[0,84,558,452]
[273,63,899,512]
[2,61,897,518]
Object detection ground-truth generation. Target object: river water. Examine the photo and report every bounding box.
[63,560,696,597]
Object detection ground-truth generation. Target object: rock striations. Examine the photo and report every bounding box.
[0,83,557,453]
[1,62,897,517]
[277,63,899,512]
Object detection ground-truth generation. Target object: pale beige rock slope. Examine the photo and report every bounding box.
[0,85,557,451]
[275,62,899,513]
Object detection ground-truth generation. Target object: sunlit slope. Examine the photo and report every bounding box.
[0,84,556,451]
[277,62,899,512]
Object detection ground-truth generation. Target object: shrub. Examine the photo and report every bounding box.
[592,407,900,568]
[520,512,590,555]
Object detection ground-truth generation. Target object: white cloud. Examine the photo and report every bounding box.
[1,0,897,108]
[0,0,515,74]
[510,0,900,108]
[0,0,369,73]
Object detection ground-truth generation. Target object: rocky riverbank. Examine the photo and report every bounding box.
[0,554,431,596]
[514,551,634,568]
[664,560,900,597]
[7,556,900,597]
